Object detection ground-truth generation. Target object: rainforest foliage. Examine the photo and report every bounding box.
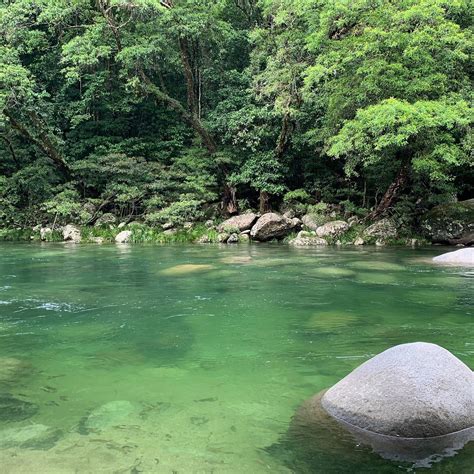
[1,0,472,228]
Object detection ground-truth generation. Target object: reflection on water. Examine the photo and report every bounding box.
[0,243,472,472]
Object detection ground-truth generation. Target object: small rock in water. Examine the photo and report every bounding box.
[0,394,38,422]
[0,424,62,450]
[227,233,239,244]
[80,400,137,434]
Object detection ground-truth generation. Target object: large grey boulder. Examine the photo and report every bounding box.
[218,213,258,232]
[321,342,474,438]
[63,224,81,243]
[250,213,297,241]
[363,218,397,240]
[421,199,474,245]
[316,220,349,238]
[433,248,474,266]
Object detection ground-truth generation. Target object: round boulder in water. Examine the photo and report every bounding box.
[321,342,473,438]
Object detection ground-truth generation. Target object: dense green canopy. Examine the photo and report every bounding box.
[1,0,472,227]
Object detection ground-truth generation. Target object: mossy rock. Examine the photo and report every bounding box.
[421,200,474,244]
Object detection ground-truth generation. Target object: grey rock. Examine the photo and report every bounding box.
[183,221,193,230]
[115,230,132,243]
[218,213,258,232]
[117,222,127,229]
[205,219,214,228]
[348,216,359,227]
[353,237,364,246]
[291,217,302,228]
[80,400,136,434]
[363,218,397,240]
[163,229,177,235]
[432,248,474,266]
[62,224,81,243]
[250,213,297,241]
[283,209,296,219]
[321,342,474,438]
[316,220,349,238]
[302,214,328,231]
[0,424,62,450]
[196,235,210,244]
[421,199,474,245]
[90,237,104,244]
[94,213,116,227]
[40,227,52,241]
[227,233,239,244]
[217,232,230,243]
[162,222,174,231]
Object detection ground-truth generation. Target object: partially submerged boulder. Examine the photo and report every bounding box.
[0,394,38,422]
[218,213,258,232]
[316,220,349,238]
[321,342,474,438]
[250,213,297,241]
[63,224,81,243]
[433,248,474,266]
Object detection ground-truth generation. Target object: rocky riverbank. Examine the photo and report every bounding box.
[1,198,472,247]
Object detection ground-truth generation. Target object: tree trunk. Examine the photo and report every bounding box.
[367,164,409,220]
[222,184,238,215]
[259,191,270,214]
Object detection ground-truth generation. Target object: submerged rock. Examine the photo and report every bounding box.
[433,248,474,266]
[0,424,62,450]
[63,224,81,243]
[321,342,474,438]
[218,213,258,232]
[79,400,137,434]
[250,213,297,241]
[160,264,214,276]
[0,394,38,422]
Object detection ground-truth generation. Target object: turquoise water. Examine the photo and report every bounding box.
[0,243,472,473]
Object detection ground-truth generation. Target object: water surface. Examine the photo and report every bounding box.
[0,243,472,472]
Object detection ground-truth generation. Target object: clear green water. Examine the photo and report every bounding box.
[0,243,472,473]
